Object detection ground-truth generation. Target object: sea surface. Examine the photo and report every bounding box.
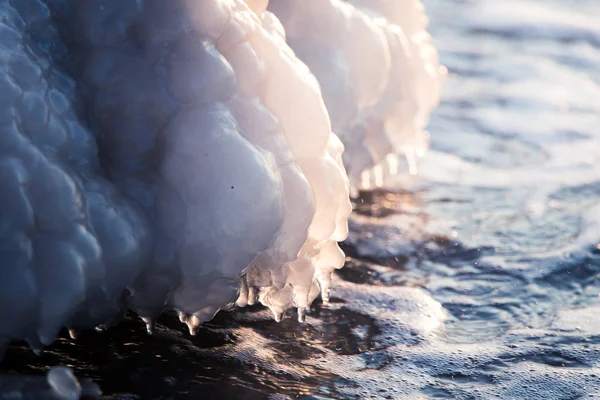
[3,0,600,398]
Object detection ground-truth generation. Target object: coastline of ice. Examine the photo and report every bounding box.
[0,0,443,371]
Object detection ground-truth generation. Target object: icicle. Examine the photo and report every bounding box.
[236,277,249,307]
[405,148,419,176]
[141,316,156,335]
[178,311,189,324]
[297,307,306,323]
[185,315,201,336]
[247,286,259,306]
[318,274,332,306]
[270,307,284,323]
[26,336,44,356]
[68,329,81,340]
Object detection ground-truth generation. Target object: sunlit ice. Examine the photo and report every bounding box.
[0,0,443,397]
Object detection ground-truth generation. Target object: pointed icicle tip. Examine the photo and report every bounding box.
[236,277,249,307]
[178,311,189,324]
[319,282,331,306]
[317,272,334,307]
[26,334,46,355]
[270,307,284,323]
[27,339,43,356]
[68,329,81,340]
[141,316,156,335]
[185,315,201,336]
[297,307,306,323]
[247,286,258,306]
[406,149,418,176]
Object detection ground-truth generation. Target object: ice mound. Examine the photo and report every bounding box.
[268,0,446,190]
[0,0,444,360]
[0,0,351,356]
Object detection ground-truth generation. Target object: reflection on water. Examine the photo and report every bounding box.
[3,0,600,398]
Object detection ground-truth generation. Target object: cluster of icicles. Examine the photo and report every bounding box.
[0,0,444,356]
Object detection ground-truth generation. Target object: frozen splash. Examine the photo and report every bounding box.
[269,0,446,190]
[5,0,600,399]
[0,0,442,365]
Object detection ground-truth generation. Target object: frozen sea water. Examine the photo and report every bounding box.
[3,0,600,399]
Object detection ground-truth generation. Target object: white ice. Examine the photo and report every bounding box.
[269,0,446,190]
[0,0,442,356]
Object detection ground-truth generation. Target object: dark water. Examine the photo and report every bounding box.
[3,0,600,398]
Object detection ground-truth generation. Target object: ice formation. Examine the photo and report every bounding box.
[0,365,101,399]
[0,0,442,358]
[269,0,446,190]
